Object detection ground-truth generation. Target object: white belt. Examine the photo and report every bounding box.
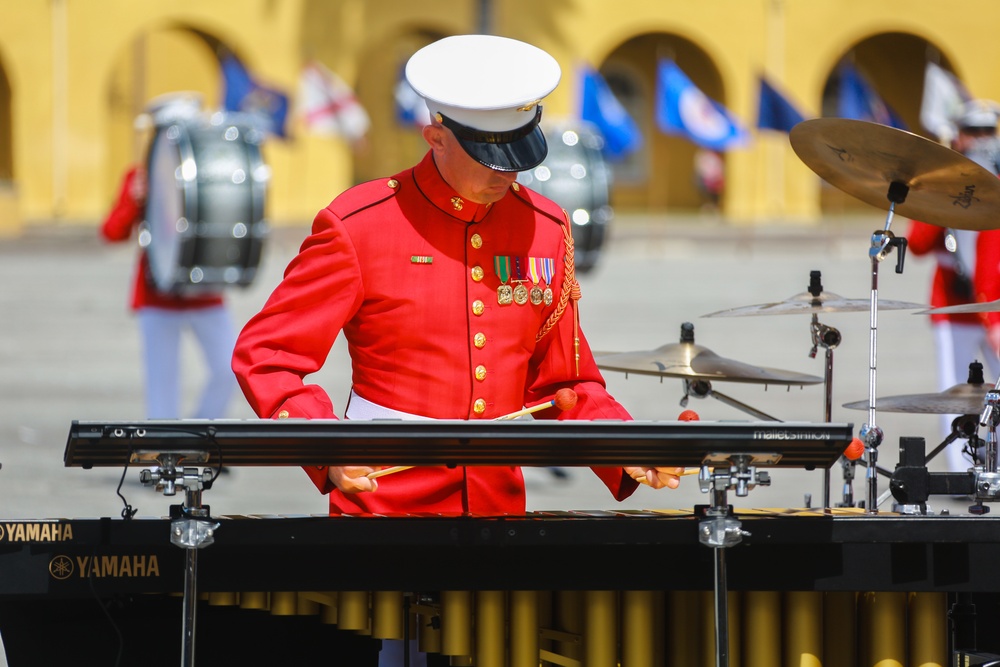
[345,389,434,421]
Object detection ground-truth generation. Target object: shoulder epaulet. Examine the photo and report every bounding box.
[328,177,402,220]
[508,182,568,226]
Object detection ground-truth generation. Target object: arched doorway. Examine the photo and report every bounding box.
[601,33,732,214]
[352,28,447,185]
[818,32,955,214]
[104,26,226,197]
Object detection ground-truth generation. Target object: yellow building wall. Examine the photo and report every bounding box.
[3,0,1000,233]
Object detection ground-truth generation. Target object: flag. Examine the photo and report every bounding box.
[836,62,907,130]
[655,59,748,150]
[394,69,431,127]
[220,54,290,138]
[578,64,642,160]
[920,61,972,144]
[756,75,806,133]
[297,60,371,142]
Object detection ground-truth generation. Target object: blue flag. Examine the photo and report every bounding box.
[220,54,290,138]
[655,59,748,150]
[394,67,431,127]
[578,65,642,160]
[837,62,907,130]
[757,75,806,132]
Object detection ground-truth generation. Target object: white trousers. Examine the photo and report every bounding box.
[933,321,1000,471]
[137,305,237,419]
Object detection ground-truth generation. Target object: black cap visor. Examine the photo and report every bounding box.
[439,107,548,172]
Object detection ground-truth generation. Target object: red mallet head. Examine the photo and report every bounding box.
[677,409,700,422]
[844,437,865,461]
[554,388,578,412]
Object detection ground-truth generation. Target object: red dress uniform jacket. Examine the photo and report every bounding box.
[232,151,638,515]
[100,165,223,311]
[980,230,1000,321]
[907,221,1000,328]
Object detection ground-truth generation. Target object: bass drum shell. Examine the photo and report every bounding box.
[142,113,269,295]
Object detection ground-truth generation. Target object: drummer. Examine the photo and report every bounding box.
[101,93,239,423]
[232,35,684,511]
[908,99,1000,467]
[232,36,684,664]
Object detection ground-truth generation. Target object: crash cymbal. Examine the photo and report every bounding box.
[920,298,1000,315]
[703,290,927,317]
[790,118,1000,230]
[842,382,988,414]
[594,343,823,385]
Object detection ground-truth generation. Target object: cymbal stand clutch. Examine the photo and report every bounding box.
[680,378,781,422]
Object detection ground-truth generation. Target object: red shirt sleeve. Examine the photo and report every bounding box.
[101,166,143,242]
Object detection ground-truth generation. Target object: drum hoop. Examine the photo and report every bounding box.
[172,123,200,275]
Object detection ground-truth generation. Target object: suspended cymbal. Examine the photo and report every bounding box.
[594,343,823,385]
[921,298,1000,315]
[703,290,927,317]
[842,382,989,414]
[790,118,1000,230]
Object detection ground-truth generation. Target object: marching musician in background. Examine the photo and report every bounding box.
[232,35,683,666]
[908,99,1000,471]
[101,93,238,422]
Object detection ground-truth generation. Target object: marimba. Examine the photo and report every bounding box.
[2,511,1000,666]
[4,419,999,666]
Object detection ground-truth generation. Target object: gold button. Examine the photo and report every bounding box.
[472,300,485,316]
[277,410,290,419]
[471,266,484,282]
[451,196,464,211]
[475,365,487,381]
[471,233,483,249]
[511,182,520,192]
[473,399,486,414]
[474,332,486,348]
[387,179,399,189]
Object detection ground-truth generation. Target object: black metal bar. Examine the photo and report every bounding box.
[65,419,855,469]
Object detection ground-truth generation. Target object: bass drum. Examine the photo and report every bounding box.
[142,112,269,295]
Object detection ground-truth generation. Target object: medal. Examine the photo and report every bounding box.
[498,284,514,305]
[494,255,513,306]
[513,256,529,306]
[513,283,529,305]
[540,257,555,307]
[527,257,544,305]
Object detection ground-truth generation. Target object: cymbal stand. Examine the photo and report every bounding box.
[141,456,218,667]
[697,454,771,667]
[805,270,844,507]
[861,181,908,513]
[681,379,781,422]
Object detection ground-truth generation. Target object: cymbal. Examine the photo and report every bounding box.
[703,290,926,317]
[921,298,1000,315]
[594,343,823,385]
[842,382,989,414]
[789,118,1000,230]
